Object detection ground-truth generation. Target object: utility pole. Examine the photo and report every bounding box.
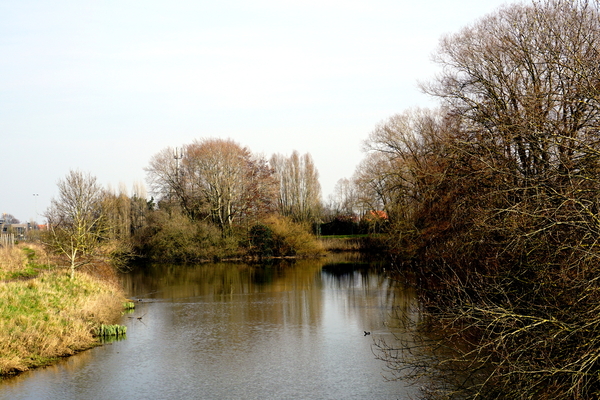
[174,147,183,179]
[172,147,183,202]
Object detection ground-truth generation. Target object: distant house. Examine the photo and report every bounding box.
[363,210,388,222]
[0,220,36,240]
[11,224,29,239]
[360,210,389,234]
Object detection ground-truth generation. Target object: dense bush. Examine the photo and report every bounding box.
[248,224,275,258]
[133,211,324,262]
[133,210,238,262]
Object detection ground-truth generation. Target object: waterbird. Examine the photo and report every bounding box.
[364,331,371,336]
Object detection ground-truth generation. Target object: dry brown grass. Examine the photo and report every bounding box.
[0,246,27,276]
[0,243,53,281]
[264,216,325,256]
[319,237,364,252]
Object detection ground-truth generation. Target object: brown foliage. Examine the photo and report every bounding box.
[369,1,600,398]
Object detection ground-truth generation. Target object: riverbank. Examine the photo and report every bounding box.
[0,255,411,400]
[0,244,128,377]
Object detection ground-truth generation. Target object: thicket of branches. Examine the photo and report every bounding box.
[366,1,600,398]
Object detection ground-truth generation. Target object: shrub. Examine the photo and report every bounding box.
[133,210,239,262]
[262,216,324,257]
[249,224,275,258]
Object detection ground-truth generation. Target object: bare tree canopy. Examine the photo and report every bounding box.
[371,1,600,399]
[328,178,358,217]
[44,170,106,278]
[359,108,458,224]
[145,138,278,234]
[145,146,191,214]
[425,0,600,182]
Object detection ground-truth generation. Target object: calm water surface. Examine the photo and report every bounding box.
[1,254,420,400]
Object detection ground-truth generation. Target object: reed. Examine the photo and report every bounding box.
[96,324,127,337]
[319,236,364,252]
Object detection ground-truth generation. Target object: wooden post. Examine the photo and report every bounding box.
[0,233,14,247]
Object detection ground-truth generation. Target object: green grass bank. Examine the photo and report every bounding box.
[0,244,128,376]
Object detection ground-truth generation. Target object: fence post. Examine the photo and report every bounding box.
[0,233,14,247]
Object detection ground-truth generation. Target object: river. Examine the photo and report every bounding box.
[0,254,421,400]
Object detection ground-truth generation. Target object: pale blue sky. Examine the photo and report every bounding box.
[1,0,509,222]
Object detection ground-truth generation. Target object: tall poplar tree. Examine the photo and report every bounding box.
[270,151,322,224]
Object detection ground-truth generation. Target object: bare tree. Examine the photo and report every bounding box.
[359,108,456,225]
[101,182,149,241]
[240,154,279,226]
[424,0,600,186]
[270,151,322,224]
[1,214,20,224]
[44,170,106,279]
[146,139,278,236]
[329,178,358,216]
[145,146,197,217]
[183,138,252,234]
[353,152,397,220]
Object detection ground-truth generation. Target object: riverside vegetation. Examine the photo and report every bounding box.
[0,243,129,377]
[362,1,600,399]
[8,2,599,397]
[0,153,326,377]
[0,161,326,377]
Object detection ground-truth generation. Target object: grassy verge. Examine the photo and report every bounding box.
[0,244,51,281]
[0,244,128,376]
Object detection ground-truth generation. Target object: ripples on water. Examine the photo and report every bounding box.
[0,254,420,400]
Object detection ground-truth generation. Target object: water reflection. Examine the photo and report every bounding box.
[1,254,419,400]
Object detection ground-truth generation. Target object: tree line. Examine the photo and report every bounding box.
[42,139,327,271]
[145,138,322,232]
